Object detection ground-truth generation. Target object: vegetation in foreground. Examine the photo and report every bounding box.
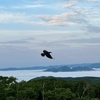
[0,76,100,100]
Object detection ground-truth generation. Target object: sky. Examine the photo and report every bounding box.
[0,0,100,68]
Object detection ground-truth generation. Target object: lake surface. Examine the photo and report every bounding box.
[0,70,100,82]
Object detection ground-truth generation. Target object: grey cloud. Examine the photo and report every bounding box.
[37,15,51,22]
[0,38,34,45]
[38,37,100,49]
[69,17,88,24]
[66,37,100,43]
[86,25,100,33]
[2,40,28,44]
[68,10,89,24]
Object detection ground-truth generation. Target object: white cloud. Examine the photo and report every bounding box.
[0,12,27,23]
[66,0,100,2]
[12,4,44,9]
[33,0,44,4]
[37,12,78,26]
[37,9,90,27]
[88,0,100,2]
[63,0,77,9]
[0,12,41,25]
[1,0,98,27]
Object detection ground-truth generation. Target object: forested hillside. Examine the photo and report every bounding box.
[0,76,100,100]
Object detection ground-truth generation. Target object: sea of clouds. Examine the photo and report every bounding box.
[0,69,100,82]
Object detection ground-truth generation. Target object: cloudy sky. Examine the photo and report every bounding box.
[0,0,100,68]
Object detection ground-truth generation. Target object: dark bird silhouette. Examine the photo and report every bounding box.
[41,50,53,59]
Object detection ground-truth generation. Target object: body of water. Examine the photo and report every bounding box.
[0,70,100,82]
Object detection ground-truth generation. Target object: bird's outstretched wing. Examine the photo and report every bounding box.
[45,53,53,59]
[44,50,53,59]
[43,50,48,53]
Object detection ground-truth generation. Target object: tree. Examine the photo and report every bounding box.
[45,88,75,100]
[95,82,100,99]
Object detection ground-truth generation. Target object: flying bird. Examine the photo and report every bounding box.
[41,50,53,59]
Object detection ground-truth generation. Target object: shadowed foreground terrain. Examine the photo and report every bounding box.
[0,76,100,100]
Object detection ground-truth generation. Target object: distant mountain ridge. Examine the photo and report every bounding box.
[45,66,92,72]
[45,63,100,72]
[0,66,47,71]
[0,63,100,72]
